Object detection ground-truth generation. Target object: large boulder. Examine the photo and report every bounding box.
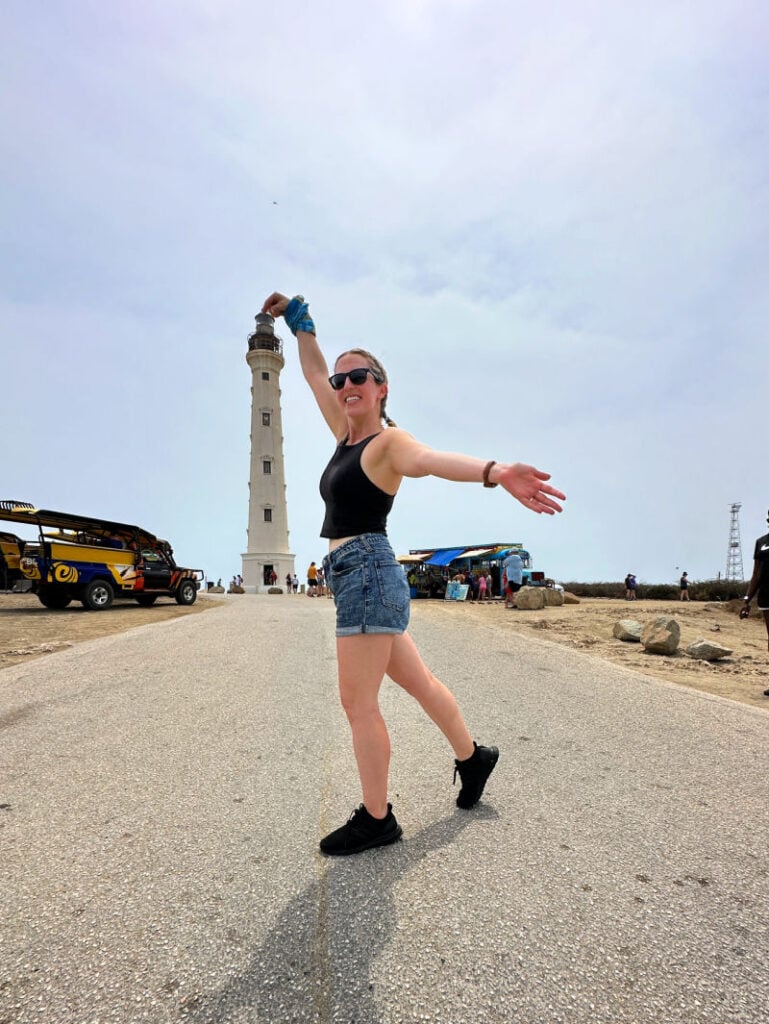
[641,616,681,655]
[562,591,580,605]
[613,619,643,642]
[686,638,733,661]
[516,586,546,610]
[544,588,564,607]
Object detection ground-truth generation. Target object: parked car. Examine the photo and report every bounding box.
[0,500,202,611]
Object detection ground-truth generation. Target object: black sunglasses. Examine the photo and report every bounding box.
[328,367,384,391]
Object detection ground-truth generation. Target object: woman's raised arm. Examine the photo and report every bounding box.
[381,429,565,515]
[261,292,346,439]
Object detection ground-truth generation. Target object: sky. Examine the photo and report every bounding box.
[2,0,767,586]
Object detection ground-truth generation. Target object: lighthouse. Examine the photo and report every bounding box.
[241,312,295,592]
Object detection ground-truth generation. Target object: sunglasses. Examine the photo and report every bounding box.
[328,367,384,391]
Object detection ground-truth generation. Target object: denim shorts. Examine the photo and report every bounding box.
[322,534,410,637]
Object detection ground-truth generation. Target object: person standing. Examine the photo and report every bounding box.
[262,290,566,855]
[740,509,769,697]
[503,551,524,608]
[679,571,690,601]
[307,561,318,596]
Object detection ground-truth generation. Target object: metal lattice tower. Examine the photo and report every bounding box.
[725,502,744,581]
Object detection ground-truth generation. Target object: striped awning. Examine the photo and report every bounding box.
[456,546,497,560]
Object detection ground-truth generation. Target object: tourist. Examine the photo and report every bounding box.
[679,571,690,601]
[503,551,523,609]
[262,291,566,855]
[307,561,318,596]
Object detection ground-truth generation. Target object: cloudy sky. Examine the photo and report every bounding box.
[2,0,767,587]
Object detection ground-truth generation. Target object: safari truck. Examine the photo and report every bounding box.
[0,500,202,611]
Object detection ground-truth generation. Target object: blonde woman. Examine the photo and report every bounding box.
[262,292,566,855]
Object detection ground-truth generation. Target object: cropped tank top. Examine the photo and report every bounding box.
[319,433,395,539]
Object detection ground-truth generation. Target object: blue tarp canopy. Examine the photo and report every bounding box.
[424,547,467,567]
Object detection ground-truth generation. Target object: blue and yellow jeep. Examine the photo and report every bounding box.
[0,500,202,611]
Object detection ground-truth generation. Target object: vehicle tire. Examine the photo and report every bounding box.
[135,594,158,607]
[38,587,72,609]
[81,578,114,611]
[175,579,198,605]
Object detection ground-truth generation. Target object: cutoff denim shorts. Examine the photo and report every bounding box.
[322,533,410,637]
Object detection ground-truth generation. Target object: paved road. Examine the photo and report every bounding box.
[1,595,768,1024]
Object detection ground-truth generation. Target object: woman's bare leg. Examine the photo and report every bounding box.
[385,631,475,761]
[336,634,395,819]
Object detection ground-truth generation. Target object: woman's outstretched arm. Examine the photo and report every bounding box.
[379,429,565,515]
[262,292,346,439]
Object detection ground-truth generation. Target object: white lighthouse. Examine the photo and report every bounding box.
[241,312,295,593]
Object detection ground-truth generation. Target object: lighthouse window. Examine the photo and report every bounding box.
[262,372,269,381]
[262,412,271,426]
[263,460,272,474]
[263,508,272,523]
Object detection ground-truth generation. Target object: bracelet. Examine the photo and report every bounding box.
[284,295,316,336]
[482,460,498,488]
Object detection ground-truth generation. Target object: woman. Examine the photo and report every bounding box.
[262,292,566,856]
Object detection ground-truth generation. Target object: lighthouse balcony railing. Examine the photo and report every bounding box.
[247,333,283,355]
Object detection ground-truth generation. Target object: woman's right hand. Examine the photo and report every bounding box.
[262,292,290,318]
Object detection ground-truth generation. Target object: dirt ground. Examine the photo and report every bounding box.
[0,591,222,671]
[424,595,769,712]
[1,591,767,712]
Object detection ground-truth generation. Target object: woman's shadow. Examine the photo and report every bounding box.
[186,805,498,1024]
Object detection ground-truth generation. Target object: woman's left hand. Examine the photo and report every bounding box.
[499,463,565,515]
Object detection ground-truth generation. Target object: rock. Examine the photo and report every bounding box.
[562,591,580,604]
[613,619,643,642]
[209,586,225,593]
[228,585,245,594]
[641,616,681,655]
[516,586,546,610]
[686,638,733,661]
[543,588,564,606]
[268,587,283,595]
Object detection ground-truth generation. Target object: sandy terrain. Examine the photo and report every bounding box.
[0,592,222,670]
[417,595,769,712]
[1,591,767,711]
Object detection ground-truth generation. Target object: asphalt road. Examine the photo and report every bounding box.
[1,594,767,1024]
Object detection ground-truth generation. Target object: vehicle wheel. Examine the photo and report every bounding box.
[38,587,72,609]
[135,594,158,607]
[175,579,198,605]
[81,579,114,611]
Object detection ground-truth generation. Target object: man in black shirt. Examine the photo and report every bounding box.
[740,509,769,696]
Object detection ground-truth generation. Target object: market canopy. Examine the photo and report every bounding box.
[456,546,497,560]
[423,547,467,567]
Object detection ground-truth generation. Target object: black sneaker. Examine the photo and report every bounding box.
[319,803,403,856]
[454,743,499,809]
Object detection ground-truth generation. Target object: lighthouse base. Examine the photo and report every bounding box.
[241,551,296,594]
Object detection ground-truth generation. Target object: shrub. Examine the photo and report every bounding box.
[561,580,747,601]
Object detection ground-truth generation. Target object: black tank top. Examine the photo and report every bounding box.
[319,433,395,539]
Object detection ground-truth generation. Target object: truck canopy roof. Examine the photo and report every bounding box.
[0,501,160,548]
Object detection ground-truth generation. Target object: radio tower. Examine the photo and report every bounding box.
[725,502,744,581]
